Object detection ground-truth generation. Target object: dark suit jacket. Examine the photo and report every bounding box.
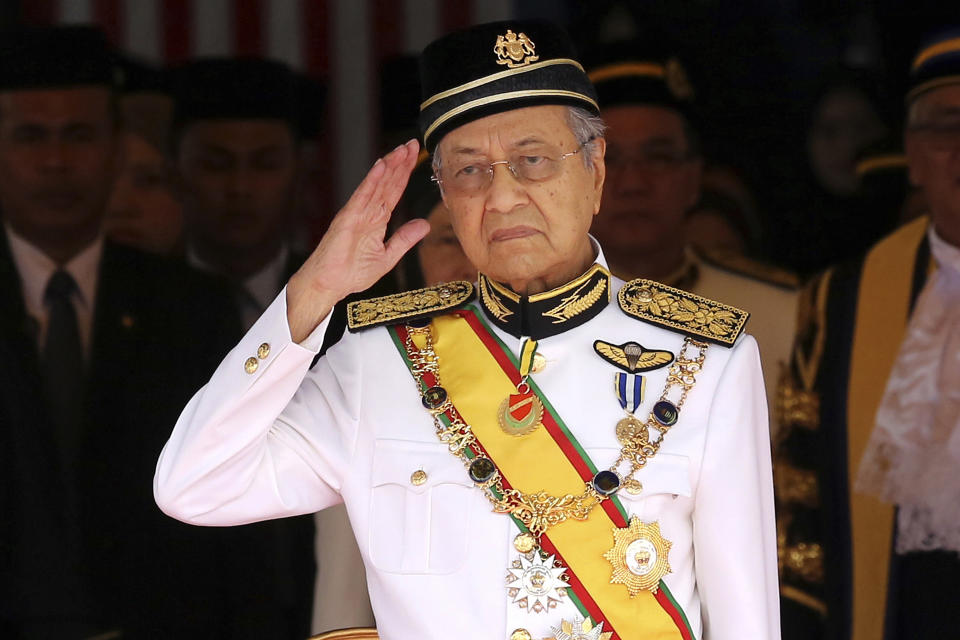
[0,237,313,638]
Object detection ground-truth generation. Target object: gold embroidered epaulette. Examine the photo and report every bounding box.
[346,281,474,331]
[617,279,749,347]
[697,247,800,290]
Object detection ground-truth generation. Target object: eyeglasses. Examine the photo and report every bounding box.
[909,121,960,152]
[432,140,590,197]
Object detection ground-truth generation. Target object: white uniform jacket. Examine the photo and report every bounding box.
[155,269,780,640]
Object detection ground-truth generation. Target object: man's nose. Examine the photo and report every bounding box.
[483,162,527,213]
[40,141,70,172]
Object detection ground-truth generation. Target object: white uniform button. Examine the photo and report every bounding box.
[410,470,427,486]
[257,342,271,359]
[244,357,259,374]
[510,629,532,640]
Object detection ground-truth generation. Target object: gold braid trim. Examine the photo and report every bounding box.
[542,277,607,323]
[347,281,474,330]
[618,279,749,346]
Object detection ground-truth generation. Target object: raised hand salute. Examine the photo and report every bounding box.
[286,138,428,342]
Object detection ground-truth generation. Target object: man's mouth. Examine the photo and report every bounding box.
[490,226,539,242]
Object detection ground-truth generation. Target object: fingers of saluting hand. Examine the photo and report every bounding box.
[384,218,431,266]
[344,139,420,224]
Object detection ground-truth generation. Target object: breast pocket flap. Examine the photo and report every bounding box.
[371,438,470,495]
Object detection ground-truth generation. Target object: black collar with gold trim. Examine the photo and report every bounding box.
[477,264,612,339]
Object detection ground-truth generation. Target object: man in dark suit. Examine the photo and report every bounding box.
[0,26,300,638]
[171,58,368,634]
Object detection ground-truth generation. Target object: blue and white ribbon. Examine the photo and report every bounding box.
[615,372,645,414]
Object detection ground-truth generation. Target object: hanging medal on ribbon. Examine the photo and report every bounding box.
[613,372,648,452]
[499,337,545,437]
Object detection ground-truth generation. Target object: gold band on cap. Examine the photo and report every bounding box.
[855,154,906,177]
[587,62,665,84]
[906,74,960,103]
[420,58,585,111]
[423,89,599,143]
[912,36,960,70]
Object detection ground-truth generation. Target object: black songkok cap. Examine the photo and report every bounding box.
[0,25,119,91]
[171,57,300,137]
[907,28,960,104]
[585,41,697,125]
[295,72,326,140]
[418,20,599,150]
[117,53,168,95]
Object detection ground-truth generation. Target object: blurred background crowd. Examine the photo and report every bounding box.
[0,0,958,639]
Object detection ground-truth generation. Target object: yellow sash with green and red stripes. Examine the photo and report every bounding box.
[389,308,695,640]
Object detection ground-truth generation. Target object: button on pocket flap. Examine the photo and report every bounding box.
[633,453,692,498]
[371,439,471,493]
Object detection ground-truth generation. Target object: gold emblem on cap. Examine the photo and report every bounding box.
[494,29,539,68]
[665,57,694,100]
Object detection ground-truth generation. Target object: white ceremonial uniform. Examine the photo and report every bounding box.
[155,253,779,640]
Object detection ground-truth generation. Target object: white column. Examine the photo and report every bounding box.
[473,0,514,24]
[123,0,161,61]
[266,0,303,68]
[402,0,439,54]
[59,0,93,23]
[192,0,233,57]
[332,0,373,204]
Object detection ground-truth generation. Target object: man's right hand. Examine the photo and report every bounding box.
[286,139,429,343]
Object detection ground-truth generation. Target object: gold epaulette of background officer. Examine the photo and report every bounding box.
[618,279,749,347]
[346,281,475,331]
[696,247,800,290]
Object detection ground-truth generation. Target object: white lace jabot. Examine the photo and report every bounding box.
[856,226,960,554]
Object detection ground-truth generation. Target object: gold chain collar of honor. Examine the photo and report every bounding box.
[402,323,708,546]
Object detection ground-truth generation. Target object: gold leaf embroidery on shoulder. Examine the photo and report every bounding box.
[542,277,607,323]
[347,281,473,330]
[618,279,748,346]
[479,276,513,322]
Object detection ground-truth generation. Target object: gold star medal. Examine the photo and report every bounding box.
[603,518,672,596]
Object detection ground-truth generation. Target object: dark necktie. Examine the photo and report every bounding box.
[41,269,85,474]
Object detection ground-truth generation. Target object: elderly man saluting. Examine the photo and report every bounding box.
[156,22,778,640]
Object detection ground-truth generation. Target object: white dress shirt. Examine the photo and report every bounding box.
[6,223,102,356]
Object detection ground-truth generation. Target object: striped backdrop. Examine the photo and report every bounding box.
[21,0,551,217]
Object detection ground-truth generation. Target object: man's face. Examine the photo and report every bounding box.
[105,132,183,255]
[436,105,605,287]
[0,87,119,247]
[906,85,960,226]
[594,105,701,255]
[176,120,297,253]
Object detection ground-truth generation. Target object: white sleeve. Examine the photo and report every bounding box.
[153,287,360,526]
[694,334,781,640]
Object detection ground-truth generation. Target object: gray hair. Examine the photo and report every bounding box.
[431,105,606,174]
